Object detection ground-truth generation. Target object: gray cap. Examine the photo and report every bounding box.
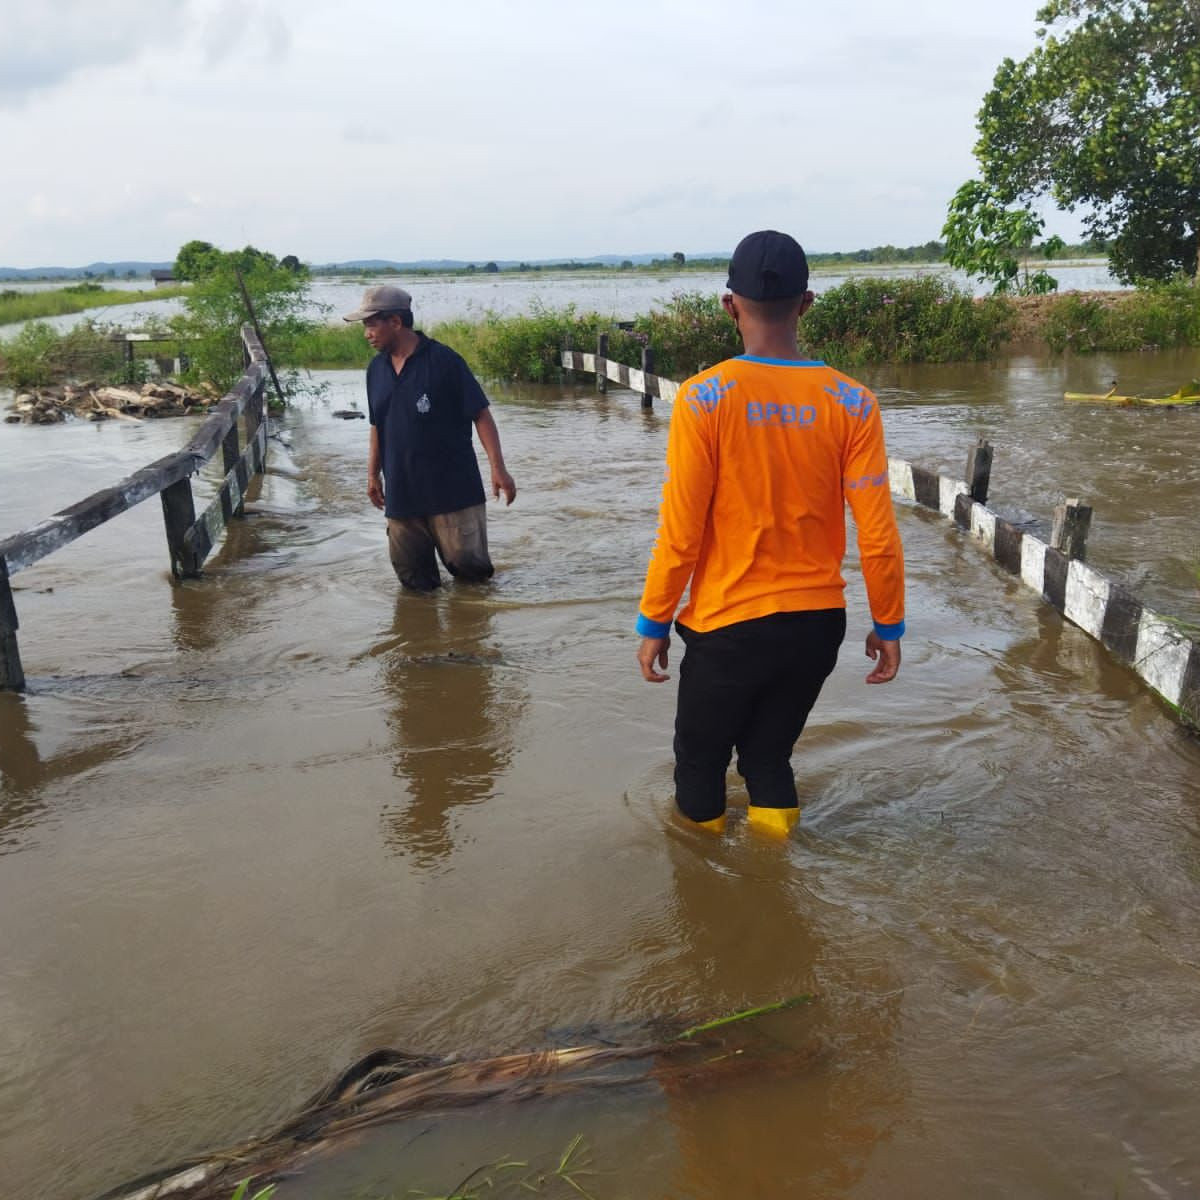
[343,284,413,322]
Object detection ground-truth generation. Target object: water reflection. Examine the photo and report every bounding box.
[651,829,902,1198]
[378,591,521,866]
[0,693,136,850]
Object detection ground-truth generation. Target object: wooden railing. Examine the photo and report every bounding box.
[0,325,271,692]
[564,347,1200,728]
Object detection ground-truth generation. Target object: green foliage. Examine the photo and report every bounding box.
[630,292,741,377]
[0,320,128,389]
[174,240,291,282]
[963,0,1200,284]
[943,180,1062,294]
[403,1135,598,1199]
[1041,280,1200,352]
[284,322,375,369]
[426,303,635,384]
[229,1180,276,1200]
[271,277,1199,386]
[174,239,223,281]
[800,276,1015,365]
[169,245,319,397]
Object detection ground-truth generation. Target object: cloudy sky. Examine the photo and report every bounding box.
[0,0,1083,268]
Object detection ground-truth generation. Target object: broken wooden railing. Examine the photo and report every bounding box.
[0,325,271,693]
[561,340,1200,727]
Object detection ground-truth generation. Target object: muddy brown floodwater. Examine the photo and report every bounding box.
[1,347,1199,1199]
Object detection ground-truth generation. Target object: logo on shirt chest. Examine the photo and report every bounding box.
[415,393,431,414]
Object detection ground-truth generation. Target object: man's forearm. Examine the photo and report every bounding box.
[474,408,507,469]
[367,426,381,478]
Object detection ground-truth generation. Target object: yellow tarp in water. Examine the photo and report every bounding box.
[1064,380,1200,406]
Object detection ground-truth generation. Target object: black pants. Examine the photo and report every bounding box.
[673,609,846,823]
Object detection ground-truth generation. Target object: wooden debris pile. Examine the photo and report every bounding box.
[5,381,215,425]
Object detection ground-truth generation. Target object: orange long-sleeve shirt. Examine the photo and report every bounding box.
[637,355,905,638]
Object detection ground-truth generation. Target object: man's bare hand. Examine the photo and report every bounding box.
[367,474,385,510]
[492,466,517,505]
[638,636,670,682]
[865,632,901,684]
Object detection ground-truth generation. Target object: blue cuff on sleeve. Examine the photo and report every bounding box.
[637,613,672,638]
[872,619,905,641]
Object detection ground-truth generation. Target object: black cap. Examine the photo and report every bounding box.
[726,230,809,300]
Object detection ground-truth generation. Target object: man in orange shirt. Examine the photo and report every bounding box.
[636,230,905,836]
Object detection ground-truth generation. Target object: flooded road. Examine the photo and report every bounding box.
[1,349,1199,1199]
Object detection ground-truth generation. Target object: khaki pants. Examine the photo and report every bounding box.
[386,505,493,591]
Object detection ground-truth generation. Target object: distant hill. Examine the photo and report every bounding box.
[0,261,173,280]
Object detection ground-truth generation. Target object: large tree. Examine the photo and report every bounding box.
[948,0,1200,286]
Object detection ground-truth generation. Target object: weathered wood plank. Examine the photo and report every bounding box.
[596,333,608,395]
[1051,498,1093,560]
[1100,584,1143,665]
[161,477,201,578]
[221,420,241,524]
[966,439,993,504]
[640,348,655,408]
[0,451,201,574]
[910,465,941,511]
[181,421,268,568]
[0,557,25,692]
[1041,546,1070,612]
[993,518,1024,575]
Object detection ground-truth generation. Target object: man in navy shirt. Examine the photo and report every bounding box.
[344,285,517,590]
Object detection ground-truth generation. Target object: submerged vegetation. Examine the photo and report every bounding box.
[5,276,1200,395]
[282,277,1200,386]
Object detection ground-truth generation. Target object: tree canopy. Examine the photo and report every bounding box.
[947,0,1200,286]
[169,242,315,397]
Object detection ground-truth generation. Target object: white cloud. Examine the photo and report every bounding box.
[0,0,192,105]
[0,0,1084,267]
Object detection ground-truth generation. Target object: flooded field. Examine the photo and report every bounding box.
[2,259,1123,335]
[1,346,1199,1199]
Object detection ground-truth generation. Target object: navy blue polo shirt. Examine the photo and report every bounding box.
[367,333,489,519]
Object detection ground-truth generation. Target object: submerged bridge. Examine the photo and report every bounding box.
[0,327,271,693]
[1,336,1196,733]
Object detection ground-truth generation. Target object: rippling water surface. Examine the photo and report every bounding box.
[3,259,1124,334]
[1,351,1199,1199]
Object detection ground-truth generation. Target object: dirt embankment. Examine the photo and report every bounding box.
[1003,288,1135,345]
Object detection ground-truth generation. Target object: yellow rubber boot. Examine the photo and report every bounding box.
[747,805,799,837]
[693,814,727,835]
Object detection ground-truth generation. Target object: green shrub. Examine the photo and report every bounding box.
[800,276,1014,365]
[1040,281,1200,353]
[283,323,373,369]
[430,303,640,384]
[631,292,741,378]
[1108,281,1200,350]
[0,320,127,389]
[1041,294,1112,352]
